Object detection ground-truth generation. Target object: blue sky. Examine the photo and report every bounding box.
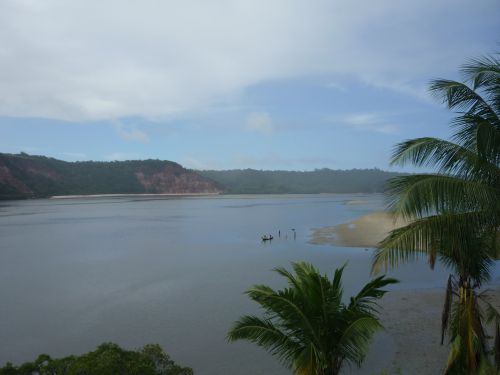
[0,0,499,170]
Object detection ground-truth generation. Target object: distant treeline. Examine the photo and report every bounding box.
[198,168,405,194]
[0,153,405,199]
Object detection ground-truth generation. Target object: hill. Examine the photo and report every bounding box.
[0,153,404,199]
[0,153,222,199]
[198,168,403,194]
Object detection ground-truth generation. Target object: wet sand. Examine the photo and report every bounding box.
[370,288,448,374]
[309,211,406,248]
[364,285,500,375]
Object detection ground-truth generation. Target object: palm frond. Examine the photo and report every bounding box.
[451,114,500,164]
[429,79,499,125]
[390,137,499,180]
[336,316,382,367]
[462,55,500,90]
[386,174,498,220]
[349,275,398,314]
[373,212,484,272]
[227,315,300,367]
[461,55,500,117]
[444,334,463,374]
[247,286,320,345]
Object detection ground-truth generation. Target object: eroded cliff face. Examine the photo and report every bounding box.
[0,159,33,195]
[135,164,221,194]
[0,154,222,199]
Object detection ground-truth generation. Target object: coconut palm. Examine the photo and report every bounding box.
[372,54,500,373]
[227,262,398,375]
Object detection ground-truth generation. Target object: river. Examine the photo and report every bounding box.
[0,194,468,373]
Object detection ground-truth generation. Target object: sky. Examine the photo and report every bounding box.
[0,0,499,171]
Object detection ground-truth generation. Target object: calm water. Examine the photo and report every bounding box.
[0,194,493,374]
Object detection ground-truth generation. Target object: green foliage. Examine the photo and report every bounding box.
[372,54,500,374]
[199,168,403,194]
[227,262,398,375]
[0,153,402,199]
[0,153,198,199]
[0,343,193,375]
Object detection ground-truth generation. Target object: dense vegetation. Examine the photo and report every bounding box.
[0,343,193,375]
[373,55,500,373]
[0,152,404,200]
[199,168,403,194]
[0,153,219,200]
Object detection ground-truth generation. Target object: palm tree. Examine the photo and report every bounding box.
[372,54,500,373]
[227,262,398,375]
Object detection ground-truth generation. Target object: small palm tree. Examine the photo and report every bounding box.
[372,54,500,373]
[227,262,398,375]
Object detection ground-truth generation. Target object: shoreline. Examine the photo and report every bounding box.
[50,192,221,199]
[1,192,382,202]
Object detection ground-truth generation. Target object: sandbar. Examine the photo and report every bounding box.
[309,211,406,248]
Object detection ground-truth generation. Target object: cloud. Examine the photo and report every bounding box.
[327,112,399,134]
[245,112,274,134]
[0,0,497,121]
[111,121,149,143]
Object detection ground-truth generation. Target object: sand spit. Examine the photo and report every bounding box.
[345,199,371,205]
[50,193,220,199]
[309,211,407,248]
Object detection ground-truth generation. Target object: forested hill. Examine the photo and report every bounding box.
[0,153,222,200]
[198,168,404,194]
[0,153,404,199]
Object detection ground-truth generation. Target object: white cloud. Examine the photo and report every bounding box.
[0,0,497,121]
[111,121,149,143]
[245,112,274,134]
[327,112,399,134]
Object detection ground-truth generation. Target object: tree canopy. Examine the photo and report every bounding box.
[0,343,193,375]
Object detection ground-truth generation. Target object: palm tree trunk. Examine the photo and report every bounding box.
[441,274,453,344]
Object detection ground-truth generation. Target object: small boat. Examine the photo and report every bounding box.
[261,235,274,241]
